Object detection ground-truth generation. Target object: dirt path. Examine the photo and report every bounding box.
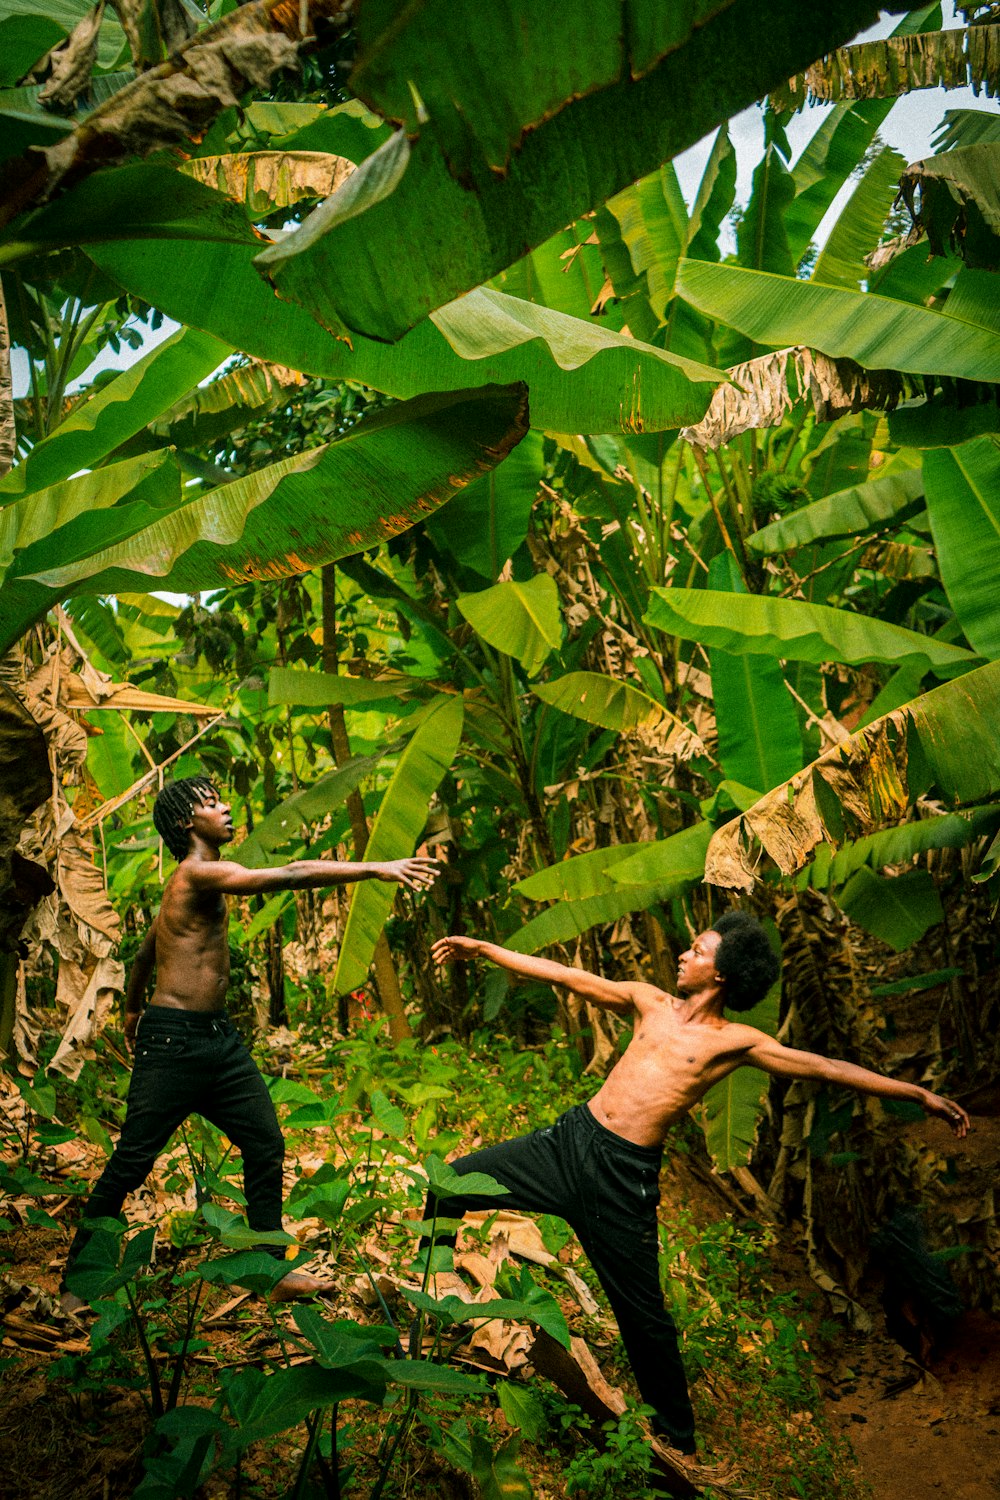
[820,1309,1000,1500]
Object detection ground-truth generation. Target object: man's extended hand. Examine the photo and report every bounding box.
[377,857,440,891]
[921,1090,971,1137]
[123,1011,140,1054]
[432,934,482,965]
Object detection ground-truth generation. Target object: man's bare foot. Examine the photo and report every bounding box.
[59,1290,89,1317]
[269,1270,336,1303]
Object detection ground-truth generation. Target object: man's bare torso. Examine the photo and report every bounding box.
[151,862,230,1012]
[589,987,759,1147]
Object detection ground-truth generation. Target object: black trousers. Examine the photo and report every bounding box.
[423,1101,696,1452]
[64,1007,286,1284]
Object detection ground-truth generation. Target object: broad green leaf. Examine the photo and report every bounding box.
[644,587,978,675]
[923,437,1000,659]
[786,100,893,266]
[933,107,1000,152]
[233,758,379,870]
[606,821,713,891]
[749,470,925,553]
[90,218,722,432]
[707,553,802,792]
[268,667,422,711]
[220,1364,389,1455]
[798,806,1000,890]
[497,1383,547,1442]
[737,143,794,276]
[257,0,888,340]
[811,145,907,290]
[900,142,1000,271]
[457,576,562,677]
[601,162,689,323]
[332,697,464,995]
[0,327,228,497]
[533,671,690,738]
[676,258,1000,383]
[838,866,944,951]
[423,1153,511,1202]
[369,1089,407,1140]
[469,1436,534,1500]
[1,386,529,655]
[686,125,737,263]
[514,844,646,903]
[507,887,653,955]
[700,977,779,1172]
[425,429,544,579]
[510,825,711,953]
[0,451,180,584]
[706,658,1000,890]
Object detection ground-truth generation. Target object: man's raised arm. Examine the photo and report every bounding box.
[188,856,439,897]
[745,1033,970,1137]
[433,934,648,1013]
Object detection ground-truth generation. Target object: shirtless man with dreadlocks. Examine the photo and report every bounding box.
[61,774,438,1310]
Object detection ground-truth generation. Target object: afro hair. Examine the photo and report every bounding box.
[711,910,780,1013]
[152,776,219,861]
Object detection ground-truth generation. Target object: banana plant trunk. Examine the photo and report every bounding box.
[321,563,411,1042]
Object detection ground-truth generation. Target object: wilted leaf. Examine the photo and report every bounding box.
[179,151,356,215]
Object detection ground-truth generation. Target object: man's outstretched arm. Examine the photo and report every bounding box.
[188,856,440,897]
[433,934,650,1013]
[746,1033,970,1137]
[123,919,157,1051]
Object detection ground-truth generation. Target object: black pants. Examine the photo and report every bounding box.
[64,1007,286,1284]
[423,1102,696,1452]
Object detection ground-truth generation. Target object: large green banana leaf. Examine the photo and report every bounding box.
[252,0,894,342]
[899,143,1000,271]
[83,173,722,433]
[0,452,179,580]
[332,696,464,995]
[0,326,228,497]
[509,824,712,954]
[644,587,978,675]
[707,553,802,793]
[923,437,1000,660]
[749,470,925,553]
[797,805,1000,891]
[456,577,562,678]
[837,866,943,951]
[233,757,380,870]
[0,385,529,655]
[706,657,1000,891]
[811,145,906,290]
[737,144,795,277]
[532,671,690,739]
[676,259,1000,383]
[699,979,780,1172]
[425,430,544,580]
[268,668,424,712]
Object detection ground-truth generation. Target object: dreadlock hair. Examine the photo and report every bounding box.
[153,776,219,861]
[711,910,780,1013]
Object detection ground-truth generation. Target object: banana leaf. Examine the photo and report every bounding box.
[332,696,464,995]
[676,258,1000,383]
[644,587,978,676]
[837,866,943,951]
[899,143,1000,271]
[457,576,562,678]
[923,436,1000,659]
[533,671,691,739]
[705,657,1000,891]
[0,384,529,655]
[749,469,925,553]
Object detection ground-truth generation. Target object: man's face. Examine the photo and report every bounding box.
[188,790,234,848]
[676,929,722,994]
